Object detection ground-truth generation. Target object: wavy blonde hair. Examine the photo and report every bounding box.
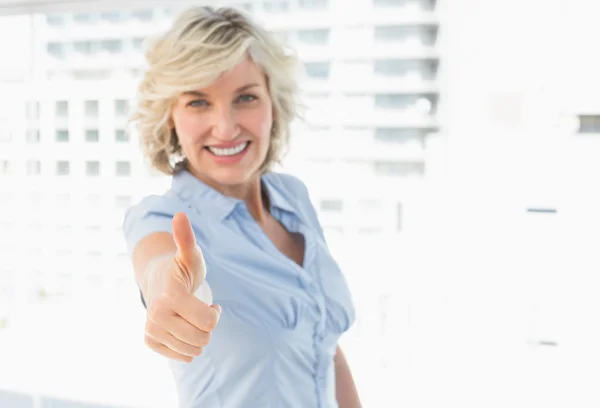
[131,6,301,175]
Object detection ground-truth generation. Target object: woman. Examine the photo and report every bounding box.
[123,6,361,408]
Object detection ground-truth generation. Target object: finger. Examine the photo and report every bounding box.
[150,313,211,348]
[172,294,221,333]
[145,335,195,363]
[211,304,222,319]
[172,212,206,285]
[145,321,203,357]
[172,212,195,253]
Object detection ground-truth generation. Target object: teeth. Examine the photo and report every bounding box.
[208,142,248,156]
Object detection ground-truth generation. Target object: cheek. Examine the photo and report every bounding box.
[173,111,207,145]
[241,106,273,143]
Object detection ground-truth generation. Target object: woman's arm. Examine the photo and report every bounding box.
[335,345,362,408]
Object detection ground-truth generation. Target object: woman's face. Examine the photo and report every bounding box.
[170,57,273,188]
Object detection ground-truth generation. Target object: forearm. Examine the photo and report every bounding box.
[335,346,361,408]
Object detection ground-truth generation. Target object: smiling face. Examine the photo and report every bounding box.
[169,57,273,189]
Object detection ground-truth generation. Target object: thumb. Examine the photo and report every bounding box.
[172,212,206,286]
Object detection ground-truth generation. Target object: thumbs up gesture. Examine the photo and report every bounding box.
[143,213,221,363]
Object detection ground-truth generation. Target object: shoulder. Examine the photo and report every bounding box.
[263,171,310,200]
[124,190,187,222]
[122,189,190,255]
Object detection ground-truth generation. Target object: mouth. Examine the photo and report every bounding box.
[205,141,250,157]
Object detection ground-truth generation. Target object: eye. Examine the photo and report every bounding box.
[236,94,258,103]
[187,99,209,107]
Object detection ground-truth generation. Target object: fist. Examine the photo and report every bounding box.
[144,213,220,363]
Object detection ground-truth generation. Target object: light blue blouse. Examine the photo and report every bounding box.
[123,169,355,408]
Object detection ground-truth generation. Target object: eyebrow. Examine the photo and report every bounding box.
[182,83,260,98]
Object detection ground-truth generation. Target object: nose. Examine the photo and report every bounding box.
[210,106,240,141]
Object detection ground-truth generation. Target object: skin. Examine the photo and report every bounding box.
[168,56,273,220]
[136,56,361,407]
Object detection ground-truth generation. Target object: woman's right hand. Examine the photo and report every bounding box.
[143,213,221,363]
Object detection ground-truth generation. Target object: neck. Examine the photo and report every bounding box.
[225,177,269,223]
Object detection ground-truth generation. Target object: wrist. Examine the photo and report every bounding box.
[142,253,174,308]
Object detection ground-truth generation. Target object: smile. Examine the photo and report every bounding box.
[206,142,249,157]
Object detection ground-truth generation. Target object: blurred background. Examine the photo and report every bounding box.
[0,0,599,407]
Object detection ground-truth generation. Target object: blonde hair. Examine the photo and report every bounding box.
[131,6,301,175]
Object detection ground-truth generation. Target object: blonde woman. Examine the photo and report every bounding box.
[123,6,360,408]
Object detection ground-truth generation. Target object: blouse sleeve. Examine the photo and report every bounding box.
[122,195,181,257]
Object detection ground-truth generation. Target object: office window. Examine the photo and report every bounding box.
[26,129,40,143]
[116,252,129,263]
[73,13,94,24]
[55,129,69,142]
[426,59,439,76]
[26,160,41,176]
[374,25,437,45]
[375,25,410,42]
[28,194,43,209]
[424,0,437,10]
[358,199,383,214]
[374,0,435,8]
[375,128,425,144]
[74,41,95,55]
[116,161,131,176]
[320,200,343,212]
[115,99,129,117]
[85,129,99,143]
[86,161,100,176]
[297,29,330,45]
[578,115,600,134]
[358,226,383,234]
[239,3,254,12]
[101,11,121,23]
[0,160,10,175]
[374,59,417,76]
[72,69,111,80]
[375,94,415,109]
[101,39,123,53]
[85,194,102,208]
[132,37,145,50]
[132,9,153,21]
[0,193,12,206]
[422,26,438,46]
[130,69,144,78]
[305,62,330,79]
[115,129,129,142]
[55,100,69,118]
[84,100,99,118]
[26,101,40,120]
[396,202,403,232]
[85,225,102,233]
[299,0,329,10]
[271,30,290,43]
[56,161,70,176]
[46,14,64,26]
[0,130,11,142]
[86,251,103,262]
[115,195,132,210]
[374,0,407,6]
[374,160,424,176]
[264,1,289,13]
[56,194,70,207]
[47,42,65,59]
